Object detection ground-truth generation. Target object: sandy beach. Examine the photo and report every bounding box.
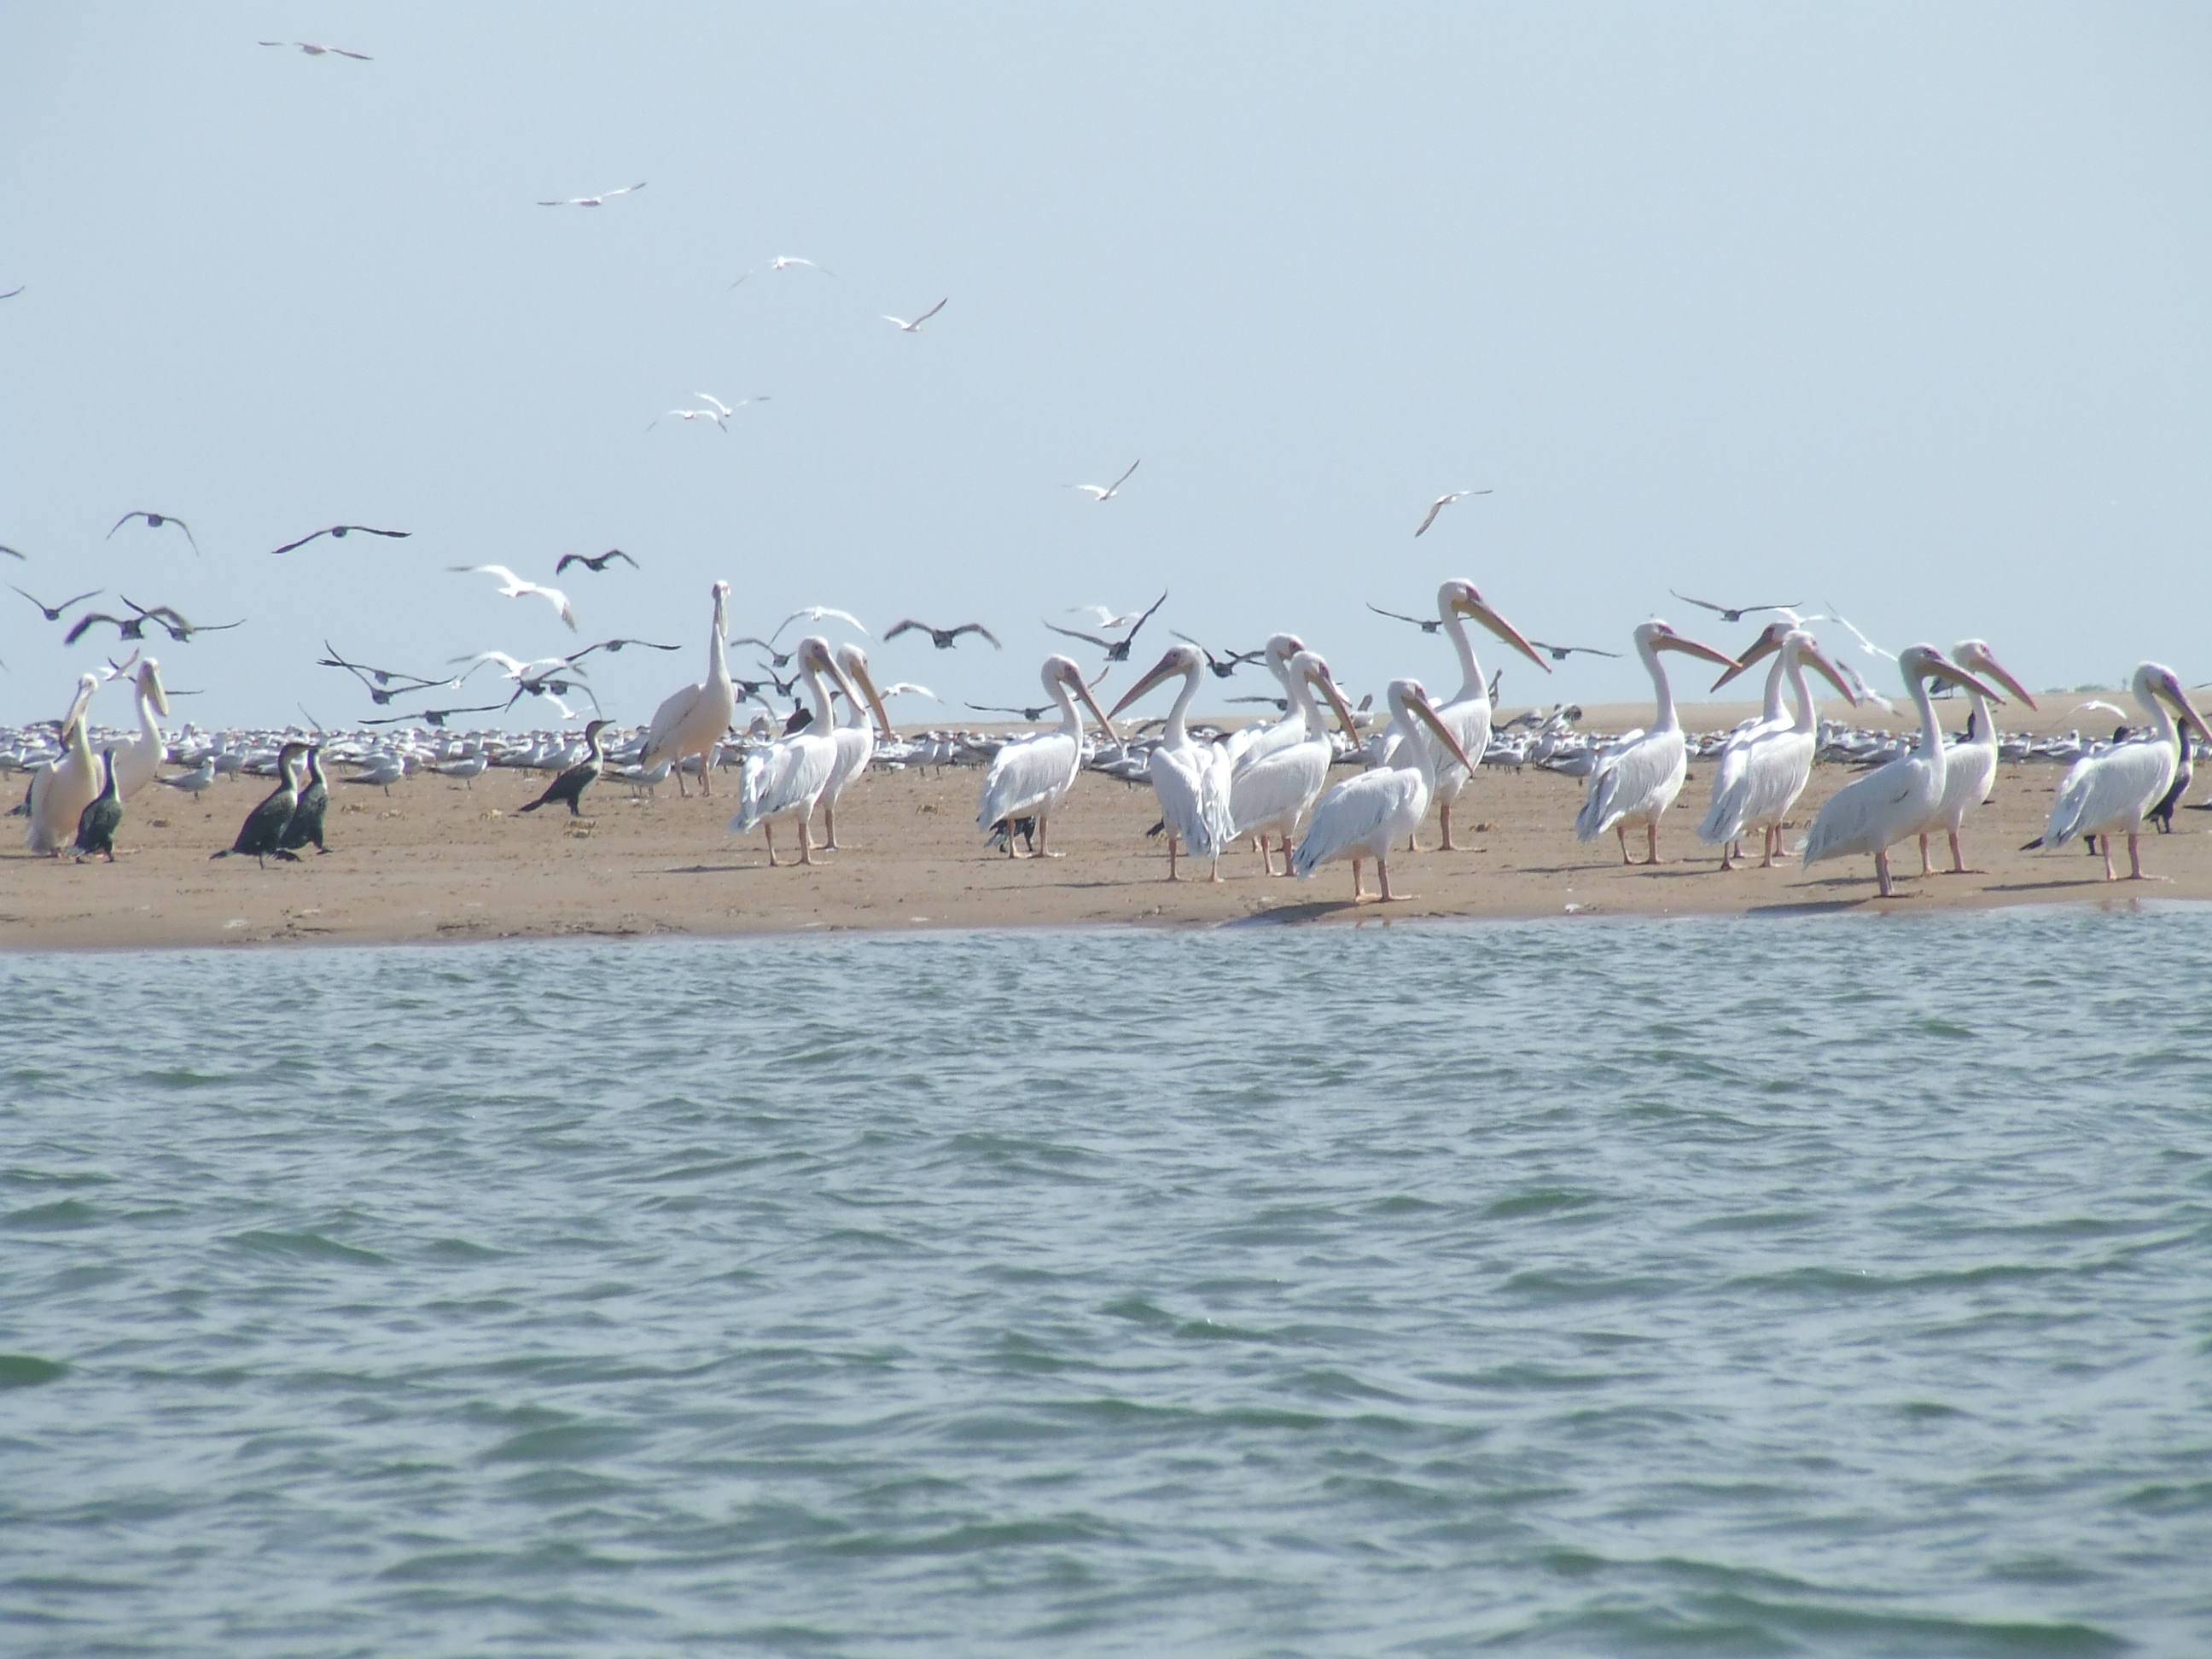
[3,701,2205,951]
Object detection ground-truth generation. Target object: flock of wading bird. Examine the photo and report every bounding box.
[13,569,2209,904]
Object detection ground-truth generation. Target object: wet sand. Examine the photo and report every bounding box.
[3,701,2206,950]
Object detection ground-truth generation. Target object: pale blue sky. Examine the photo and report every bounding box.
[3,3,2207,730]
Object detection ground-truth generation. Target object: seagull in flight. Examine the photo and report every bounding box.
[1366,602,1444,636]
[882,298,947,332]
[649,392,765,431]
[1528,639,1621,661]
[1668,590,1807,626]
[731,256,835,287]
[771,605,871,642]
[268,524,410,556]
[108,510,199,555]
[1064,602,1152,632]
[10,585,101,622]
[1817,604,1896,662]
[259,40,372,59]
[449,564,578,630]
[886,619,1001,650]
[1068,460,1140,502]
[1171,633,1264,678]
[1414,488,1491,538]
[538,182,647,207]
[554,549,639,575]
[1831,657,1897,716]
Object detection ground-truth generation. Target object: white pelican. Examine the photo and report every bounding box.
[1231,650,1360,876]
[1695,620,1795,865]
[1575,621,1741,864]
[1291,679,1476,901]
[1802,645,2005,896]
[728,637,868,865]
[639,580,736,796]
[975,655,1120,858]
[1414,579,1550,850]
[1109,643,1237,881]
[816,643,895,851]
[1697,628,1856,868]
[2034,661,2211,881]
[1918,639,2038,875]
[109,658,171,801]
[26,674,101,855]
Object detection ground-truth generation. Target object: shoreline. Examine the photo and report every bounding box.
[6,698,2206,952]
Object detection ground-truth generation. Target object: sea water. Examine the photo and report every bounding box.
[3,910,2209,1655]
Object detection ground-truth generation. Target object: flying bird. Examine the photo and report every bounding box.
[885,620,1000,650]
[449,564,577,630]
[1668,590,1807,625]
[554,549,638,575]
[1414,489,1491,538]
[1068,460,1140,502]
[1818,605,1897,662]
[1064,602,1151,632]
[1041,590,1167,663]
[771,605,870,642]
[731,256,835,286]
[0,543,26,558]
[1528,640,1621,661]
[10,585,100,622]
[119,597,242,642]
[563,636,678,662]
[882,298,947,332]
[1171,634,1264,678]
[108,510,199,555]
[538,182,647,207]
[259,40,371,58]
[268,524,410,556]
[0,287,22,300]
[1366,602,1445,636]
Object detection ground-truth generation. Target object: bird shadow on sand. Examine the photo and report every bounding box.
[1747,896,1872,916]
[660,862,767,876]
[1984,877,2146,893]
[1223,899,1408,926]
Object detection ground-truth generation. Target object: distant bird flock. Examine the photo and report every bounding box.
[4,34,2205,900]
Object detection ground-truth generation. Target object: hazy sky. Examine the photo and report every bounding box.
[4,4,2208,731]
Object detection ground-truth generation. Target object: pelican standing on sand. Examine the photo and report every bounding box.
[1109,643,1237,881]
[2031,662,2211,881]
[26,675,102,855]
[975,655,1120,857]
[1292,679,1477,901]
[1802,646,2005,897]
[640,581,736,796]
[1414,579,1550,851]
[1575,621,1742,864]
[729,637,869,865]
[109,658,171,801]
[1918,639,2038,874]
[1216,633,1310,774]
[1231,650,1361,876]
[816,642,895,850]
[1697,627,1856,869]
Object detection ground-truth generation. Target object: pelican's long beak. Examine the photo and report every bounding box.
[1802,643,1859,706]
[1305,662,1362,738]
[1406,687,1477,775]
[1071,670,1121,749]
[1970,650,2038,711]
[1926,655,2005,703]
[1108,650,1185,719]
[1452,591,1551,672]
[2157,673,2212,743]
[1657,633,1742,672]
[1709,625,1787,691]
[847,656,895,739]
[147,662,171,719]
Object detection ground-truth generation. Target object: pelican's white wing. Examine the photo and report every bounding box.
[2045,742,2175,846]
[978,730,1080,828]
[1802,756,1935,863]
[1292,769,1423,876]
[1229,739,1330,839]
[731,735,837,832]
[1149,745,1234,856]
[1575,729,1685,841]
[1933,736,1999,831]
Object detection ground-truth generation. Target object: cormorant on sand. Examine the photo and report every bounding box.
[279,747,329,853]
[519,719,612,817]
[72,750,123,862]
[213,741,309,866]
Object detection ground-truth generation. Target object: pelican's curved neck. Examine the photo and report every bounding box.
[1963,685,1999,749]
[1440,605,1485,701]
[1907,667,1947,787]
[707,597,730,684]
[1161,664,1202,748]
[800,661,837,732]
[136,681,163,743]
[1288,672,1326,738]
[1049,677,1084,736]
[2133,676,2179,752]
[1640,636,1681,733]
[1784,650,1819,736]
[1759,651,1788,726]
[67,719,92,767]
[1392,707,1439,785]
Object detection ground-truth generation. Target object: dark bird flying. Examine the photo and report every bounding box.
[268,524,411,556]
[886,620,1001,650]
[108,510,200,555]
[1041,590,1167,663]
[554,550,639,575]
